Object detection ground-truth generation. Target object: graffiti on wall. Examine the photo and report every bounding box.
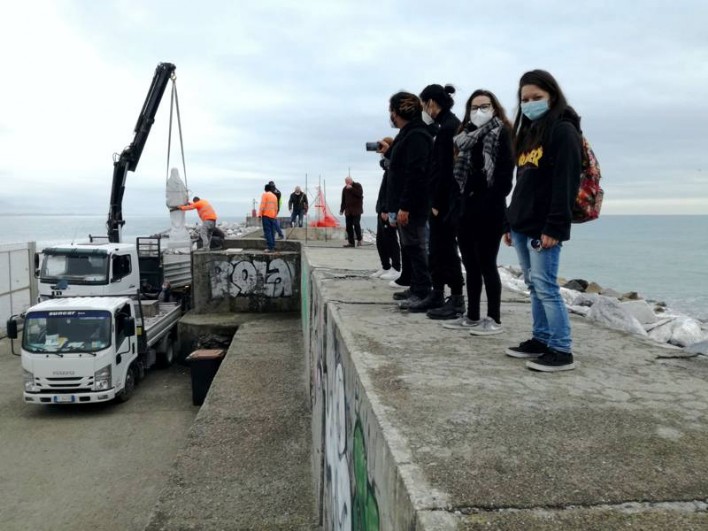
[353,420,380,530]
[320,324,380,531]
[209,257,295,299]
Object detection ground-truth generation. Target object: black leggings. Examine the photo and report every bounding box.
[458,231,502,323]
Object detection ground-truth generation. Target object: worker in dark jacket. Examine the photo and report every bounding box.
[419,83,464,317]
[288,186,309,227]
[268,180,285,239]
[340,177,364,247]
[385,91,434,311]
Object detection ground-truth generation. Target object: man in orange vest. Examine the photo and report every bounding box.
[258,184,279,253]
[175,196,218,249]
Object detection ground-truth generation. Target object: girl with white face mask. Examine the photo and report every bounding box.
[444,90,514,336]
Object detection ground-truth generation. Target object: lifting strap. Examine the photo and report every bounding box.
[166,74,188,191]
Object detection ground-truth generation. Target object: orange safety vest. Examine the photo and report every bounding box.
[259,191,278,218]
[180,199,217,221]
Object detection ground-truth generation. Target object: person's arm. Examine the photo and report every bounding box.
[179,202,197,211]
[350,183,363,199]
[258,194,266,217]
[543,122,581,242]
[288,194,294,211]
[340,188,346,215]
[490,128,515,199]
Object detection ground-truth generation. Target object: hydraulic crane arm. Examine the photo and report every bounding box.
[107,62,177,243]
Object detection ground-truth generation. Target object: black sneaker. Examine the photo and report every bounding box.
[526,349,576,372]
[408,291,443,313]
[505,338,547,358]
[426,295,465,320]
[392,289,411,301]
[399,294,423,310]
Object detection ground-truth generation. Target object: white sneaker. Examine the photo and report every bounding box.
[370,269,387,278]
[379,269,401,281]
[469,317,503,336]
[388,279,408,289]
[442,316,481,330]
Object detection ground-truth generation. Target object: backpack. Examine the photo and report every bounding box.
[572,137,604,223]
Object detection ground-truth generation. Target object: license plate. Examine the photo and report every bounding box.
[53,395,75,403]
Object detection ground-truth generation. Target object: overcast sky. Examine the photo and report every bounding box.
[1,0,707,219]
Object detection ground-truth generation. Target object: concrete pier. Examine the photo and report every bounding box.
[146,241,707,530]
[302,245,708,530]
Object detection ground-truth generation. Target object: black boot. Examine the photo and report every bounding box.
[407,290,444,313]
[426,294,465,320]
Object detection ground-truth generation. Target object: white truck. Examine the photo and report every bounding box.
[37,237,191,301]
[6,296,181,404]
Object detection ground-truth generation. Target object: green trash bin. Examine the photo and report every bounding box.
[186,349,225,406]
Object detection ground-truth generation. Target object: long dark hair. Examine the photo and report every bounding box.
[513,69,577,153]
[389,91,423,121]
[458,89,512,133]
[419,84,456,111]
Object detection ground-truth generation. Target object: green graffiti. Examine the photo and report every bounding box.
[352,420,380,531]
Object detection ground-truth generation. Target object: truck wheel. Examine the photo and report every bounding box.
[116,364,136,403]
[157,338,175,369]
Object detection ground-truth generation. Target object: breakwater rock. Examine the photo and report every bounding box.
[499,266,708,353]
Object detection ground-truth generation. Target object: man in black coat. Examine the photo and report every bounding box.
[385,91,434,310]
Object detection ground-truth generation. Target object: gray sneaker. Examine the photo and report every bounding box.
[469,317,503,336]
[442,316,481,330]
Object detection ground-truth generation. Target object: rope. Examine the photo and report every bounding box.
[165,76,188,192]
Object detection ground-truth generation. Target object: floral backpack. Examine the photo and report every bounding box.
[572,137,604,223]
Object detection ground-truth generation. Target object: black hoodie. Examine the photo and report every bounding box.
[507,111,582,241]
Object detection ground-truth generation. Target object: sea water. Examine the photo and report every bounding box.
[1,214,706,320]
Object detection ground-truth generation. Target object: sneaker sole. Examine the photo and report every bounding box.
[469,328,504,336]
[526,361,576,372]
[426,313,462,320]
[505,349,545,358]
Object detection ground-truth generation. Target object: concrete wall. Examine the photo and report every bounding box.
[303,258,417,531]
[190,239,301,314]
[0,242,37,337]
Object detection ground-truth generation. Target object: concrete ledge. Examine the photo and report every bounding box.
[302,246,708,530]
[145,314,318,530]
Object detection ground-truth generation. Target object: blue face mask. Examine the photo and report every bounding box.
[521,99,550,121]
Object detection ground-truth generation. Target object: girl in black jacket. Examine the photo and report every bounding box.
[504,70,582,372]
[444,89,514,335]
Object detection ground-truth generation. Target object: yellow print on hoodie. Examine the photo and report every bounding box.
[518,146,543,167]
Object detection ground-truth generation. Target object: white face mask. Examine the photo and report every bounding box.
[470,109,494,128]
[422,111,435,125]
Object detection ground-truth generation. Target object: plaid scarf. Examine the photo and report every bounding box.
[453,117,503,194]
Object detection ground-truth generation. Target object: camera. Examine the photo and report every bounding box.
[365,141,380,152]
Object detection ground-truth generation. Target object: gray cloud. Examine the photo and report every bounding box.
[1,0,707,217]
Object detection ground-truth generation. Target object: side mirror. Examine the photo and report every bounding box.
[6,319,18,339]
[123,317,136,337]
[34,253,40,278]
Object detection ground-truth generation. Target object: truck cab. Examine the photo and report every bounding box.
[13,296,181,404]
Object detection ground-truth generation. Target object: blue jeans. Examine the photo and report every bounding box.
[262,217,276,250]
[290,210,304,227]
[274,217,284,237]
[511,231,572,353]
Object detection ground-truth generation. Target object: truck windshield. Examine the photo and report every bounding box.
[23,310,112,353]
[41,252,109,285]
